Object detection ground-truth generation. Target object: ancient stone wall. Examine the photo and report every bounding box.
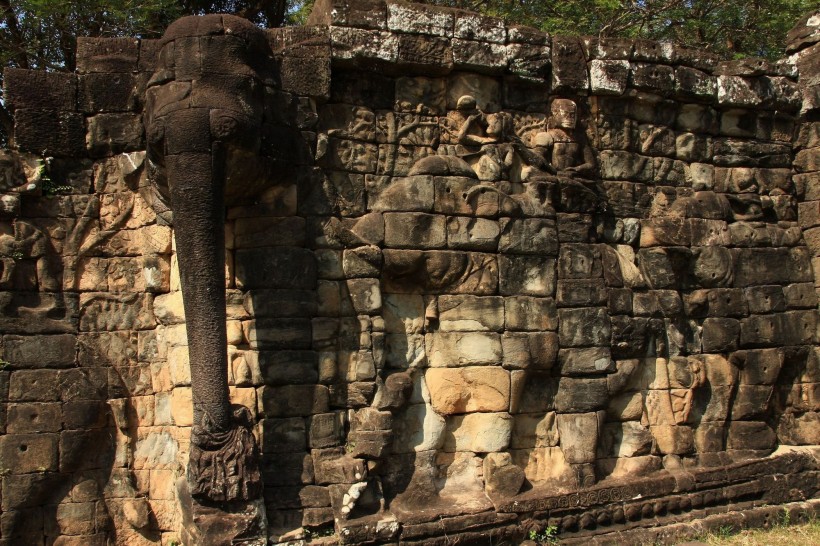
[1,2,819,545]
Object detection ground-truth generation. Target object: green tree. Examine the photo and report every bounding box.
[0,0,183,141]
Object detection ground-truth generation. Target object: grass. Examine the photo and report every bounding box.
[688,517,820,545]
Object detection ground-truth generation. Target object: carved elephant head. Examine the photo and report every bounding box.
[143,14,285,504]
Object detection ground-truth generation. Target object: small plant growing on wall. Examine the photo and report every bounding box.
[529,525,559,544]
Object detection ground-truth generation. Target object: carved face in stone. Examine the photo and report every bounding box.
[551,98,577,130]
[486,112,509,139]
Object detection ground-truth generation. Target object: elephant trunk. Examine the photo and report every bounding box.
[164,144,261,503]
[166,150,231,432]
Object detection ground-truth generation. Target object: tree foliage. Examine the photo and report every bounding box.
[0,0,182,72]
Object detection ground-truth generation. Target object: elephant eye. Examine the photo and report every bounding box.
[212,114,241,140]
[147,122,165,146]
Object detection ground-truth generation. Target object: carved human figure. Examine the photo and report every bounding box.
[446,95,516,182]
[143,14,282,514]
[533,98,596,179]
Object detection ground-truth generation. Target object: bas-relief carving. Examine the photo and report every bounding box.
[3,5,819,545]
[333,74,816,524]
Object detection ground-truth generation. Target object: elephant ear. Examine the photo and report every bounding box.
[139,174,173,225]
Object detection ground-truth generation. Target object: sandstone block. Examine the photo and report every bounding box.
[701,317,740,352]
[443,412,513,452]
[0,433,58,473]
[8,370,60,402]
[558,347,615,376]
[510,446,571,484]
[511,412,558,449]
[558,307,610,347]
[554,377,609,412]
[498,255,556,296]
[393,402,446,453]
[387,1,453,37]
[170,387,192,426]
[342,246,382,278]
[2,334,77,369]
[501,332,558,370]
[5,68,77,111]
[737,348,783,385]
[309,412,345,449]
[453,39,510,74]
[740,311,817,347]
[552,37,588,92]
[87,113,144,157]
[600,421,653,458]
[446,216,500,251]
[590,59,629,95]
[732,385,774,420]
[426,366,510,414]
[437,295,503,332]
[483,451,525,500]
[556,413,599,464]
[235,247,317,290]
[727,421,776,451]
[513,372,557,414]
[384,333,426,368]
[260,452,314,487]
[312,447,366,485]
[259,418,307,454]
[368,175,435,212]
[383,294,425,334]
[504,296,558,331]
[6,402,61,433]
[433,176,499,216]
[384,212,446,248]
[499,218,558,255]
[556,279,608,307]
[346,278,382,315]
[244,318,312,350]
[426,331,502,367]
[259,385,330,417]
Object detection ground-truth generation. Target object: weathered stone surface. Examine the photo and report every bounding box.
[443,412,513,452]
[558,347,615,376]
[437,295,504,332]
[511,412,558,449]
[483,452,525,500]
[425,331,502,367]
[5,8,820,544]
[498,255,556,296]
[393,402,446,452]
[554,377,609,412]
[0,433,59,472]
[259,385,330,417]
[501,332,558,370]
[558,307,611,347]
[426,366,510,414]
[552,37,588,92]
[556,412,599,464]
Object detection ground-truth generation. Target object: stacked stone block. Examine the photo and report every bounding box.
[1,38,177,546]
[0,1,818,545]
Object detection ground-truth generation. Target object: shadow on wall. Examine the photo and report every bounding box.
[1,320,159,544]
[1,157,167,545]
